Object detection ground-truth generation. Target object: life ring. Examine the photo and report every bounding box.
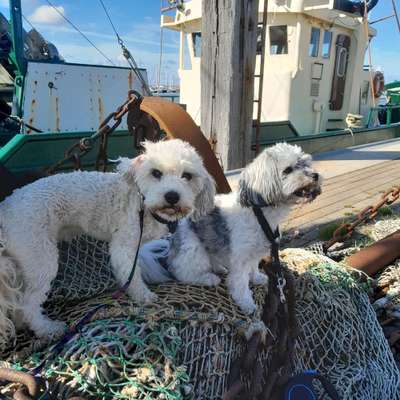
[373,71,385,98]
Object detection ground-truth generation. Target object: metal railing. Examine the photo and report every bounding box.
[366,104,400,127]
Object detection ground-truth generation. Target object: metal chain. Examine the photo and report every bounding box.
[325,185,400,251]
[45,91,143,175]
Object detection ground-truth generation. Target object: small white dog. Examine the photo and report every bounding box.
[154,143,321,314]
[0,139,215,347]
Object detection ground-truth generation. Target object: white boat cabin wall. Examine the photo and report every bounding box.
[162,0,377,136]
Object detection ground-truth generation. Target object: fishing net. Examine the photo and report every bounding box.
[0,236,399,399]
[281,248,400,399]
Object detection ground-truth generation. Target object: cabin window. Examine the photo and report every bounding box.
[322,30,332,58]
[269,25,288,55]
[192,32,201,58]
[309,27,320,57]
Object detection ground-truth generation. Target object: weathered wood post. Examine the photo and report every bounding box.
[201,0,259,170]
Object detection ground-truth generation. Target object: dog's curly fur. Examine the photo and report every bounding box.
[165,143,322,313]
[0,139,215,348]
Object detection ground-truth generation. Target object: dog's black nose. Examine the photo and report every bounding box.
[312,173,319,182]
[164,191,180,205]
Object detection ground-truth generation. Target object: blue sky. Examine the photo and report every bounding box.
[0,0,398,84]
[0,0,181,85]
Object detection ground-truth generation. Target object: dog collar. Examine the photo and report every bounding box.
[252,206,280,245]
[150,212,178,234]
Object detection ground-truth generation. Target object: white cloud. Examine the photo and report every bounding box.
[29,5,65,25]
[53,41,179,85]
[34,23,179,50]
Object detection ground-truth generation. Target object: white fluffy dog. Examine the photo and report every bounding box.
[0,139,215,347]
[159,143,321,314]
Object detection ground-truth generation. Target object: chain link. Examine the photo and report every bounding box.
[325,186,400,250]
[46,91,143,175]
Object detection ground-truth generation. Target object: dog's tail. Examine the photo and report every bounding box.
[139,239,175,284]
[0,227,21,351]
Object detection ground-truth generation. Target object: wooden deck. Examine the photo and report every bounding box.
[284,158,400,241]
[227,138,400,245]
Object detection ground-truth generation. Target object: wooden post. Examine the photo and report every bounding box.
[201,0,259,170]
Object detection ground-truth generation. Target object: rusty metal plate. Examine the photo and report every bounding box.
[21,62,148,134]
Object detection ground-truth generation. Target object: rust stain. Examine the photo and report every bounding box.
[128,70,133,89]
[28,99,36,134]
[55,97,60,132]
[98,97,104,125]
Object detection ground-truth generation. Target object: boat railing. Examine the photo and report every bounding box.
[366,104,400,128]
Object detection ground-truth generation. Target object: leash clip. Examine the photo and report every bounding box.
[138,193,145,210]
[277,275,286,303]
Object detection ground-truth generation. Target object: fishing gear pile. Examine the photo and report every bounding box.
[0,234,398,399]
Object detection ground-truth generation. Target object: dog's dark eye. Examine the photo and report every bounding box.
[182,172,192,181]
[283,166,293,174]
[151,169,162,179]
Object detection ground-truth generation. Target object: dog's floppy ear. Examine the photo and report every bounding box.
[191,172,216,221]
[116,155,144,184]
[238,177,264,207]
[239,149,282,206]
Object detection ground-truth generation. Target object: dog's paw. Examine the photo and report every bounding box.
[142,291,159,304]
[35,319,67,340]
[214,265,228,275]
[250,271,269,286]
[201,273,221,287]
[237,298,257,315]
[130,288,159,305]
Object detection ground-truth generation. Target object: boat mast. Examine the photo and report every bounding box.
[8,0,26,117]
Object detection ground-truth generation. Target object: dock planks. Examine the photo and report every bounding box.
[283,158,400,243]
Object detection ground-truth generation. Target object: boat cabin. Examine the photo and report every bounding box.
[162,0,379,137]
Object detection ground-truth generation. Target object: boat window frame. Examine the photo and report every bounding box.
[269,25,288,55]
[309,27,321,58]
[322,30,332,59]
[191,32,202,58]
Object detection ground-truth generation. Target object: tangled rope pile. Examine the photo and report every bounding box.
[281,249,399,399]
[0,235,399,399]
